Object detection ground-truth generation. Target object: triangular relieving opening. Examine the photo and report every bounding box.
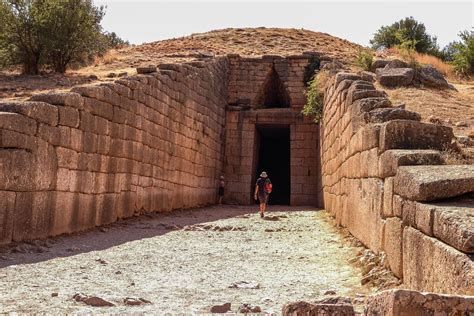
[256,65,290,108]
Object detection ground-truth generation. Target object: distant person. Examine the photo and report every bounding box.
[254,171,272,218]
[218,175,225,204]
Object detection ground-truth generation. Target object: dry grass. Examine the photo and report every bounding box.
[384,47,456,80]
[93,50,119,66]
[414,53,454,77]
[377,81,474,136]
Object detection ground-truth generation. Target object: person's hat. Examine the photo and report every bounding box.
[260,171,268,178]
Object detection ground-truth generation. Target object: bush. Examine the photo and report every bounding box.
[302,70,328,123]
[354,48,374,71]
[370,17,439,55]
[451,31,474,77]
[397,39,420,70]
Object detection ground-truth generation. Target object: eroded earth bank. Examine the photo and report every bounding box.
[0,206,379,314]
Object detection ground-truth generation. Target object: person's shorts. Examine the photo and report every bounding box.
[218,187,224,196]
[258,193,268,204]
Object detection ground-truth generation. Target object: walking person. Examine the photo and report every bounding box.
[254,171,272,218]
[218,175,225,204]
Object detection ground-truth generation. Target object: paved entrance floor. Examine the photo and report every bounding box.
[0,205,373,313]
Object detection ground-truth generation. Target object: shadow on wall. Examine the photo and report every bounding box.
[255,65,290,109]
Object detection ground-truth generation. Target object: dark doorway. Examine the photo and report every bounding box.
[255,126,290,205]
[256,66,290,108]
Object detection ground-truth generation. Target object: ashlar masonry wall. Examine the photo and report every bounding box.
[0,58,228,244]
[224,55,322,206]
[320,71,474,295]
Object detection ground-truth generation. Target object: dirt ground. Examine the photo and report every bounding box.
[0,205,375,314]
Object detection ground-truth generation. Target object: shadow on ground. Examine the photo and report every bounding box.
[0,205,319,268]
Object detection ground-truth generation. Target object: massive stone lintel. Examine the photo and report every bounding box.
[394,165,474,202]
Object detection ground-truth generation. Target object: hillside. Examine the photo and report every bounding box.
[0,27,472,139]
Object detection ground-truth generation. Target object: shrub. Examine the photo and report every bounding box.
[370,17,439,55]
[354,48,374,71]
[451,31,474,77]
[302,70,328,123]
[397,39,420,70]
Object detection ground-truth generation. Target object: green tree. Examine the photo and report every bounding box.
[0,0,120,74]
[451,30,474,76]
[103,31,129,49]
[370,17,439,55]
[0,0,47,74]
[40,0,105,73]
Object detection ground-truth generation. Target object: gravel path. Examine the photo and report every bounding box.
[0,205,373,314]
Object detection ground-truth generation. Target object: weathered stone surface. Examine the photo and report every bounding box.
[210,302,231,313]
[430,197,474,253]
[378,149,443,178]
[366,108,420,123]
[0,191,15,245]
[379,120,454,153]
[417,65,451,89]
[365,289,474,315]
[0,112,37,136]
[282,298,355,316]
[394,165,474,201]
[384,59,409,69]
[383,217,403,278]
[30,92,84,109]
[0,101,58,126]
[137,65,157,74]
[403,226,474,294]
[376,67,414,87]
[346,178,384,252]
[371,59,390,71]
[13,191,55,241]
[359,71,376,83]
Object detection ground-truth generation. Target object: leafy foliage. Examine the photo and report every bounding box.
[370,17,439,55]
[303,56,320,86]
[354,48,374,71]
[397,39,420,69]
[302,70,328,123]
[0,0,128,74]
[450,31,474,76]
[103,31,130,49]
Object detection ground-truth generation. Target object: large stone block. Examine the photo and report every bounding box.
[403,226,474,295]
[282,299,355,316]
[29,92,84,110]
[376,67,414,87]
[0,191,15,245]
[431,197,474,254]
[0,112,37,136]
[0,101,58,126]
[365,289,474,315]
[13,191,55,241]
[346,178,384,252]
[378,149,442,178]
[379,120,453,153]
[394,165,474,201]
[0,148,34,191]
[383,217,404,278]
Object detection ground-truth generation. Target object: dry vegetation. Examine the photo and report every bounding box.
[0,27,473,139]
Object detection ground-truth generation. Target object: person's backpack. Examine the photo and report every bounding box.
[264,180,272,193]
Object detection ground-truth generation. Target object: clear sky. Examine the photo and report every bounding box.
[95,0,473,48]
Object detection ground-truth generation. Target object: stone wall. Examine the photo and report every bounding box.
[0,58,228,244]
[320,71,474,295]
